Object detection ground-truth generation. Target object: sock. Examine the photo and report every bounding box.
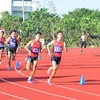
[28,76,32,80]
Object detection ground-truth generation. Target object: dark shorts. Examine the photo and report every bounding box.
[7,47,17,54]
[81,41,87,48]
[0,47,5,51]
[51,56,61,65]
[27,56,38,63]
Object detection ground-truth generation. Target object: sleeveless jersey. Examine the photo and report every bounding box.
[0,37,5,47]
[8,37,17,48]
[52,40,64,57]
[31,40,41,57]
[81,35,86,41]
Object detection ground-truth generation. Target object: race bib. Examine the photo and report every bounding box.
[10,42,16,47]
[54,46,62,53]
[0,43,4,47]
[33,47,39,53]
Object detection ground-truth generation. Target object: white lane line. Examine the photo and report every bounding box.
[0,78,77,100]
[18,60,100,70]
[16,68,47,83]
[0,91,28,100]
[55,85,100,97]
[1,60,8,62]
[19,61,25,64]
[19,67,26,72]
[16,67,100,97]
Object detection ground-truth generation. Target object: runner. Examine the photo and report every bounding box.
[80,31,88,54]
[6,30,19,70]
[47,31,68,85]
[6,31,20,58]
[15,32,21,53]
[25,32,45,83]
[0,31,6,64]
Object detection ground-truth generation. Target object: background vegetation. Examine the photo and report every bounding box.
[0,8,100,47]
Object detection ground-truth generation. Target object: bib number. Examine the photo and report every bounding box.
[33,47,39,54]
[10,42,16,47]
[54,46,62,53]
[0,43,4,47]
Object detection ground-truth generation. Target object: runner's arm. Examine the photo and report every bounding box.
[47,40,54,54]
[40,44,46,53]
[24,40,33,53]
[63,42,68,52]
[5,37,10,45]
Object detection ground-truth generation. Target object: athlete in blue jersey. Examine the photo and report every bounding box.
[6,30,19,70]
[15,32,21,53]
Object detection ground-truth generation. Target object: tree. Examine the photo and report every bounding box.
[0,11,22,36]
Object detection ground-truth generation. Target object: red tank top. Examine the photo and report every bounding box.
[0,37,5,47]
[53,40,64,57]
[31,40,41,57]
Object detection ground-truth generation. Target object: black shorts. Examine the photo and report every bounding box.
[51,56,61,65]
[7,47,17,54]
[27,56,38,63]
[81,41,87,48]
[0,47,5,51]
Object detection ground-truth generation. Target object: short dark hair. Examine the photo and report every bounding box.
[57,31,63,35]
[83,31,86,34]
[0,31,4,35]
[35,32,42,35]
[10,30,17,34]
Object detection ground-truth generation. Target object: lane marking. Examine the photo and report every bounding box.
[55,84,100,97]
[0,78,77,100]
[0,91,28,100]
[16,66,100,97]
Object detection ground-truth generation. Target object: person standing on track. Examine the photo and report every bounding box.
[25,32,45,83]
[0,31,6,64]
[47,31,68,85]
[6,30,19,70]
[80,31,88,54]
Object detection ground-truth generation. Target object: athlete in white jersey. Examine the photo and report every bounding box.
[80,31,87,54]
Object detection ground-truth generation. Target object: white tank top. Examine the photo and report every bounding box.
[81,35,86,41]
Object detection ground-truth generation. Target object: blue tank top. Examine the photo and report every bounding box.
[8,37,17,48]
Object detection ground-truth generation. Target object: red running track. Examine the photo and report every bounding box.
[0,47,100,100]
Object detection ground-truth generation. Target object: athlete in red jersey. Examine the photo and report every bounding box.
[47,31,68,85]
[25,32,45,83]
[52,40,64,57]
[0,31,6,64]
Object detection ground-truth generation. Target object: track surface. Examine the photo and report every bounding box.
[0,48,100,100]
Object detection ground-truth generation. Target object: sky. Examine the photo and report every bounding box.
[0,0,11,13]
[0,0,100,15]
[39,0,100,15]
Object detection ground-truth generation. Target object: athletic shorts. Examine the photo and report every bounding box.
[27,56,38,63]
[81,41,87,48]
[0,47,5,50]
[7,47,17,54]
[51,56,61,65]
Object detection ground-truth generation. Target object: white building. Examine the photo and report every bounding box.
[11,0,39,20]
[0,0,56,20]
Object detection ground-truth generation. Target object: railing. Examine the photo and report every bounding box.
[13,6,32,12]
